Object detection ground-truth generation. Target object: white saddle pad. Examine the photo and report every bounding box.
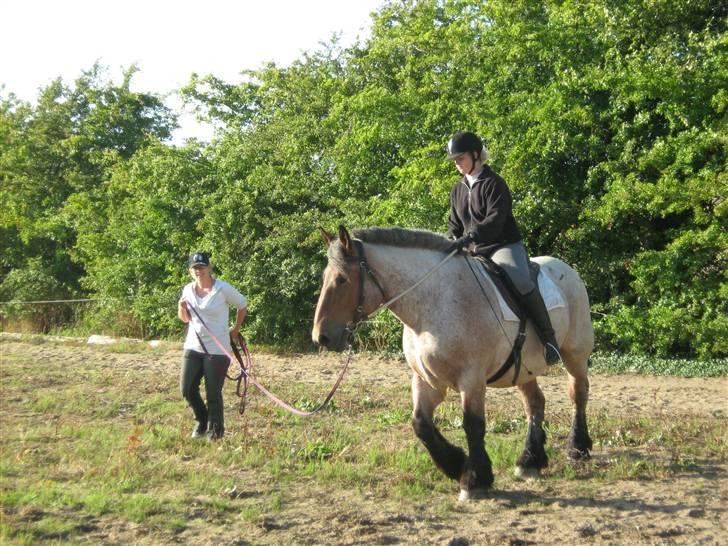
[475,264,566,322]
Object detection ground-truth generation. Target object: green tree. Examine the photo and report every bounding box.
[0,65,176,329]
[68,143,213,337]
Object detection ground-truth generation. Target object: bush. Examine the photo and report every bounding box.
[0,259,71,332]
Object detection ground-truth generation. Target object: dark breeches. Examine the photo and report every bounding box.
[180,350,230,430]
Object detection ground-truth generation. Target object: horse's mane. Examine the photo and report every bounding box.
[327,227,451,270]
[353,227,451,252]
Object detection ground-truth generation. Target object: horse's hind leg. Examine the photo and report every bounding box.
[563,355,593,460]
[411,375,465,481]
[515,379,548,479]
[459,384,494,500]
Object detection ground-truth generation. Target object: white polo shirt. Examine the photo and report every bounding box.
[181,279,247,355]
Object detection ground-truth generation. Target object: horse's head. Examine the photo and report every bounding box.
[312,225,376,351]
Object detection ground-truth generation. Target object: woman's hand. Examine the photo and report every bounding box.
[448,232,476,252]
[230,307,247,334]
[178,300,191,323]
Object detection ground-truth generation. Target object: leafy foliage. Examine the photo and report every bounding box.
[590,351,727,377]
[0,64,176,333]
[1,1,725,359]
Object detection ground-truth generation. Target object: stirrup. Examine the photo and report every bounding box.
[544,342,562,366]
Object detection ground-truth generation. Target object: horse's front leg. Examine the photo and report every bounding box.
[411,374,465,481]
[515,379,548,479]
[459,384,494,500]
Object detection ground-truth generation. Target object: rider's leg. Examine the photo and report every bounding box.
[520,288,561,365]
[490,241,561,365]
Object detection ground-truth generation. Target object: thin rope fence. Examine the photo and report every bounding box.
[0,297,134,305]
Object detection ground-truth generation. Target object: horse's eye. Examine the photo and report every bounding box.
[336,275,348,285]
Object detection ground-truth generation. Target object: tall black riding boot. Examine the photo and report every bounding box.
[520,288,562,365]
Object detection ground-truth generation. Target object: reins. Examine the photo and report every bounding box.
[344,241,459,339]
[184,300,352,417]
[375,248,460,315]
[182,243,458,418]
[228,332,252,415]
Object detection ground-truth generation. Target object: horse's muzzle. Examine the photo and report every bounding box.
[312,319,349,352]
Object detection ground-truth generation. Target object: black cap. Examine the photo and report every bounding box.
[447,131,483,159]
[188,252,210,268]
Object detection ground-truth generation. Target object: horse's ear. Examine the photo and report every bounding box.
[338,225,355,256]
[318,226,333,248]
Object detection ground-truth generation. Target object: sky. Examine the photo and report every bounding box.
[1,0,384,141]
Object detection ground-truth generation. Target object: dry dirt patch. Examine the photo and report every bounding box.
[1,339,726,545]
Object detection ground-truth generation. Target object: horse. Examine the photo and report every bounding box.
[312,225,594,500]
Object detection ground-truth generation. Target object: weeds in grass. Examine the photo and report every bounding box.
[1,338,726,544]
[376,407,410,426]
[239,504,263,523]
[269,492,283,511]
[395,479,430,498]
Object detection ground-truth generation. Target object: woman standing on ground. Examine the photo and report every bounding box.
[177,252,247,441]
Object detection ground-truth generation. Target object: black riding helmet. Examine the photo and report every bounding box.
[446,131,483,160]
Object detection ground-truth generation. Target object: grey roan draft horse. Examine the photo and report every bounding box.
[312,226,594,500]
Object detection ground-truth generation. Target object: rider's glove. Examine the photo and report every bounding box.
[449,232,476,252]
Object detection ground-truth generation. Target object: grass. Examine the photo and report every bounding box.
[0,336,726,544]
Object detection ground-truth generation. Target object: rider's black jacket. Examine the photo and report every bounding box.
[447,164,522,256]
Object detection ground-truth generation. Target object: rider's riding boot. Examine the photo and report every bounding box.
[519,288,562,365]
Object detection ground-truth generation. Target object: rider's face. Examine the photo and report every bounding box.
[453,153,474,175]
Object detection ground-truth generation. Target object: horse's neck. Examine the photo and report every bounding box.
[366,244,454,330]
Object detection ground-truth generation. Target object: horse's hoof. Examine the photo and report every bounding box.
[514,466,541,480]
[568,449,591,461]
[458,488,489,502]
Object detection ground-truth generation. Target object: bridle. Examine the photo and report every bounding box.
[343,240,389,341]
[341,239,459,344]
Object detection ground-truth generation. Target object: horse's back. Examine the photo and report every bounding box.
[402,252,593,391]
[533,256,594,366]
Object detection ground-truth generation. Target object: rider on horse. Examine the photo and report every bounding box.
[446,130,561,365]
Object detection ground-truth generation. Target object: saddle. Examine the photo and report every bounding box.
[472,256,541,385]
[474,256,541,321]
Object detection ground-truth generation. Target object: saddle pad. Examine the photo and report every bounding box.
[475,262,566,322]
